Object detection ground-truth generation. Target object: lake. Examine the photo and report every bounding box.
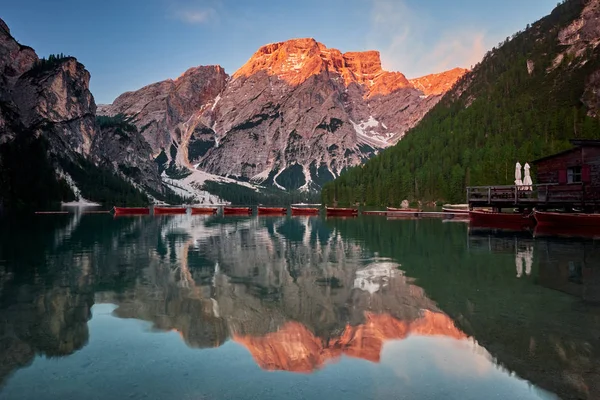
[0,213,598,400]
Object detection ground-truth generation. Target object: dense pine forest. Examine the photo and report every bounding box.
[0,135,76,210]
[322,0,600,206]
[203,181,320,205]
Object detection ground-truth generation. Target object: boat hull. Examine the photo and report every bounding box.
[534,211,600,228]
[223,207,253,215]
[326,207,358,217]
[113,207,150,216]
[191,207,217,215]
[387,207,421,212]
[154,207,187,215]
[291,207,320,216]
[442,207,469,213]
[469,211,534,229]
[258,207,287,215]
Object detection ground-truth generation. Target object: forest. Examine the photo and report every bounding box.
[0,134,75,210]
[322,0,600,206]
[27,53,72,75]
[203,181,320,205]
[59,156,149,206]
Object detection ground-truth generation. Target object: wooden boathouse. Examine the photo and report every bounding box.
[467,139,600,212]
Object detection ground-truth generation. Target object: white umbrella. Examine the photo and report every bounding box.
[514,162,523,186]
[523,163,533,190]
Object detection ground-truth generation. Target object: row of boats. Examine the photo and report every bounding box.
[112,205,465,217]
[112,206,359,216]
[113,205,599,230]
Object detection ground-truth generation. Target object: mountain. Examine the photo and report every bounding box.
[0,18,178,208]
[322,0,600,205]
[100,39,466,192]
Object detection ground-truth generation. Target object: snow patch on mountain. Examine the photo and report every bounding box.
[350,117,393,149]
[298,165,313,192]
[251,168,272,183]
[271,169,287,191]
[161,166,268,204]
[211,94,221,111]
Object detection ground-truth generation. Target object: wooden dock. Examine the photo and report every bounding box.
[363,211,468,219]
[467,184,600,211]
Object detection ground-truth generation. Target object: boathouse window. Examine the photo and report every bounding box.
[567,166,582,183]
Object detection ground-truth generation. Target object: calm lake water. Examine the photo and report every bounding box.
[0,213,599,400]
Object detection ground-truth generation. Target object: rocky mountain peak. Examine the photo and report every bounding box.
[99,64,228,153]
[233,38,412,97]
[0,18,10,36]
[100,38,467,194]
[0,18,38,90]
[409,67,469,96]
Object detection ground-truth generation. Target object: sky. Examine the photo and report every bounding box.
[2,0,559,104]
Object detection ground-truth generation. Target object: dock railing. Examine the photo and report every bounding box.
[466,183,567,206]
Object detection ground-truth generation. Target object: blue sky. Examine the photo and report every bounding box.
[3,0,558,104]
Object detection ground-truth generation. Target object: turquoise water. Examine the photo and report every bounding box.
[0,213,598,399]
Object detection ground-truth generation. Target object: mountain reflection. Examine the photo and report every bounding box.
[97,216,471,371]
[234,311,466,372]
[0,215,599,399]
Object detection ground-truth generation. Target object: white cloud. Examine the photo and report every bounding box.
[173,8,216,24]
[368,0,491,78]
[168,0,221,25]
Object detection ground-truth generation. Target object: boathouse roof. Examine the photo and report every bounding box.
[532,139,600,164]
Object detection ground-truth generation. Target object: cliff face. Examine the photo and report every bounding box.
[0,18,168,205]
[91,121,165,195]
[409,67,469,96]
[0,19,37,96]
[231,39,413,97]
[0,20,37,142]
[101,38,466,191]
[1,18,97,157]
[558,0,600,116]
[98,65,229,163]
[12,58,97,156]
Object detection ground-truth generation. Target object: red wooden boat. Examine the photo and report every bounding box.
[191,207,217,215]
[387,207,421,212]
[258,207,288,215]
[326,207,359,216]
[113,207,150,216]
[223,207,252,215]
[534,211,600,228]
[469,210,534,229]
[291,207,320,216]
[154,207,187,215]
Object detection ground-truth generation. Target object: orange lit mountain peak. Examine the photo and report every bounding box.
[233,310,467,373]
[232,38,412,97]
[409,67,468,96]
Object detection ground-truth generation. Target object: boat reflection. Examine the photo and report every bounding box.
[536,237,600,303]
[468,225,600,301]
[534,224,600,240]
